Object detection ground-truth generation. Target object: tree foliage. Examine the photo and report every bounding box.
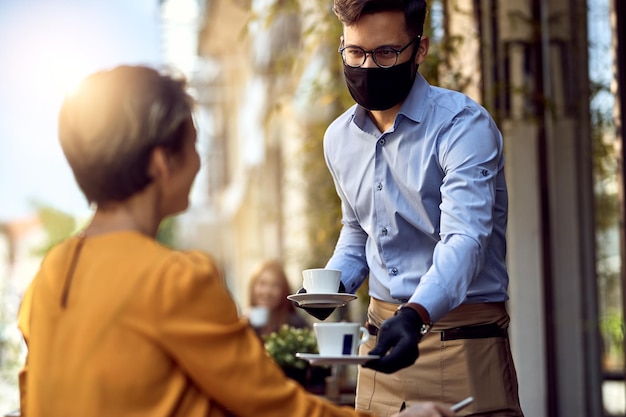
[31,203,77,256]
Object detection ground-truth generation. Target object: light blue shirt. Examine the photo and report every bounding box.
[324,73,509,323]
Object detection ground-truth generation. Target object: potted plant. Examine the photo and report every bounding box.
[263,324,327,389]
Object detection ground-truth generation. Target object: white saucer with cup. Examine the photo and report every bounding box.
[313,322,370,356]
[288,268,357,309]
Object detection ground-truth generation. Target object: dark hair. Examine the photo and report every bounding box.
[58,65,194,205]
[333,0,427,38]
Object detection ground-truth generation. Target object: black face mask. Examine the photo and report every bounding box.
[343,59,418,111]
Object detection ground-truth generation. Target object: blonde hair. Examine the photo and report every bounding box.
[58,65,194,204]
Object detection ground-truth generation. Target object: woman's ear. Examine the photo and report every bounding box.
[148,147,170,181]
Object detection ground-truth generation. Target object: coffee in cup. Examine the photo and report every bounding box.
[313,322,370,356]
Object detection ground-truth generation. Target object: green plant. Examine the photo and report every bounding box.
[263,325,318,370]
[600,310,624,363]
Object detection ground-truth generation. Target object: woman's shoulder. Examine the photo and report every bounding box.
[164,249,220,275]
[98,234,223,285]
[147,249,224,293]
[142,249,238,321]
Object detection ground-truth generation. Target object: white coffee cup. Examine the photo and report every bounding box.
[247,306,270,328]
[302,268,341,294]
[313,322,370,356]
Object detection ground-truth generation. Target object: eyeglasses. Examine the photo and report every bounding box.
[338,36,421,68]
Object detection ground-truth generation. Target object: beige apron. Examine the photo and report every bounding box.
[356,299,524,417]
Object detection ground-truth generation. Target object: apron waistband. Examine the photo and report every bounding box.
[367,299,510,340]
[366,321,508,341]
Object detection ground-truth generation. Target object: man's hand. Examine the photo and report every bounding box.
[363,307,424,373]
[293,282,346,321]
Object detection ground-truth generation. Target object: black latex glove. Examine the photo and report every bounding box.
[293,282,346,321]
[363,307,424,373]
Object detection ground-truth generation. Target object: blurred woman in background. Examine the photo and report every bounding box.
[246,260,309,337]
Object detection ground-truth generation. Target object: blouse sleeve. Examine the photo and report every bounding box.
[152,251,370,417]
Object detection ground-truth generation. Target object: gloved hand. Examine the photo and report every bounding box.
[363,306,424,373]
[293,282,346,321]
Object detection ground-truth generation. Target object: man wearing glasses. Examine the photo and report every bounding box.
[310,0,525,416]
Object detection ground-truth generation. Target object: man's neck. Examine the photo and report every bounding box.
[368,102,402,133]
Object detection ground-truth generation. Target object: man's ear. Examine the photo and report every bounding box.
[148,147,170,181]
[416,35,429,65]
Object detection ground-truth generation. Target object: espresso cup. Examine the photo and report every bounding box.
[302,268,341,294]
[313,322,370,356]
[247,306,269,328]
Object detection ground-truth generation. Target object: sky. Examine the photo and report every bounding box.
[0,0,163,222]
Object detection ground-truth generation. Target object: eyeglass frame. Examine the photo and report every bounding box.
[338,36,422,69]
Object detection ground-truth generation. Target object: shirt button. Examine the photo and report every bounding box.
[391,267,398,275]
[376,183,383,191]
[378,138,386,146]
[382,227,388,236]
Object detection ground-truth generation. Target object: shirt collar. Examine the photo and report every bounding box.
[397,72,428,123]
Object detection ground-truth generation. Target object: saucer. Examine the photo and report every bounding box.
[287,293,357,308]
[295,353,379,366]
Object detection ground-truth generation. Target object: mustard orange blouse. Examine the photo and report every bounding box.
[18,231,372,417]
